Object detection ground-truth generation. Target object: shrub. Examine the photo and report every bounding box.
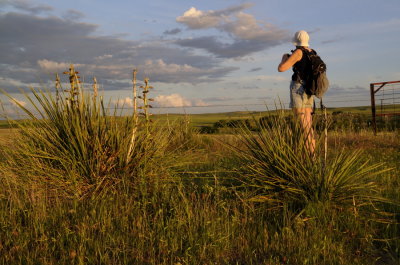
[198,125,218,134]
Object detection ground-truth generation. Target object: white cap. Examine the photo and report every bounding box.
[292,30,309,47]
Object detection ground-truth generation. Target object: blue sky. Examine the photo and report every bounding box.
[1,0,400,115]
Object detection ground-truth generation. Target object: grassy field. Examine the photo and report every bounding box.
[0,104,377,128]
[0,89,399,264]
[152,105,375,127]
[153,105,400,134]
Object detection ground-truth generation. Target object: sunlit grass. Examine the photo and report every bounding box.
[0,76,398,264]
[231,113,388,210]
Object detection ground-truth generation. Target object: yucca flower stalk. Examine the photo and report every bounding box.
[126,69,138,164]
[138,77,154,135]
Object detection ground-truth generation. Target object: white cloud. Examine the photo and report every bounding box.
[176,4,288,41]
[154,93,208,108]
[155,94,191,107]
[176,7,221,29]
[221,12,287,41]
[175,5,289,58]
[176,4,253,30]
[0,12,237,92]
[143,59,202,75]
[113,97,133,107]
[37,59,82,72]
[34,58,236,89]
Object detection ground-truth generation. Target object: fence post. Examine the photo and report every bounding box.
[370,83,377,135]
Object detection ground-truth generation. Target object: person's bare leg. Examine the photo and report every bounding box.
[293,108,315,154]
[304,108,315,154]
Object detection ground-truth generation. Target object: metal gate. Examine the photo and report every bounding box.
[370,80,400,134]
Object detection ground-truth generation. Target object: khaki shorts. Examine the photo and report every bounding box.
[289,80,314,109]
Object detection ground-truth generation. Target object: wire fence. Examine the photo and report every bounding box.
[1,81,394,120]
[1,96,376,119]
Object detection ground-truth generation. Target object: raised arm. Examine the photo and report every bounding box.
[278,49,302,72]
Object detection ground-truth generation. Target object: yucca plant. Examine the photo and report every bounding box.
[231,111,389,216]
[1,69,183,198]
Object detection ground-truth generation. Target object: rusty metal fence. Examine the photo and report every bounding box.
[370,80,400,134]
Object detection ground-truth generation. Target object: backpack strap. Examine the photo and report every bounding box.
[296,46,317,57]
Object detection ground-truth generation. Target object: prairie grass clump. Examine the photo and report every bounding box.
[1,67,185,198]
[225,112,398,263]
[232,112,389,217]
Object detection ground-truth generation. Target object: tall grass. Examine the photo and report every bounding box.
[1,83,185,199]
[228,111,398,263]
[0,74,398,263]
[232,112,389,212]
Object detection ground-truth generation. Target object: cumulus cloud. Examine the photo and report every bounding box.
[176,4,252,29]
[154,93,207,107]
[0,11,238,92]
[225,13,288,42]
[37,59,82,72]
[175,4,290,58]
[113,97,134,108]
[176,7,220,29]
[155,94,192,107]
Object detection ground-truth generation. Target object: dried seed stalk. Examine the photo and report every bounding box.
[126,69,138,164]
[55,73,61,106]
[63,64,81,107]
